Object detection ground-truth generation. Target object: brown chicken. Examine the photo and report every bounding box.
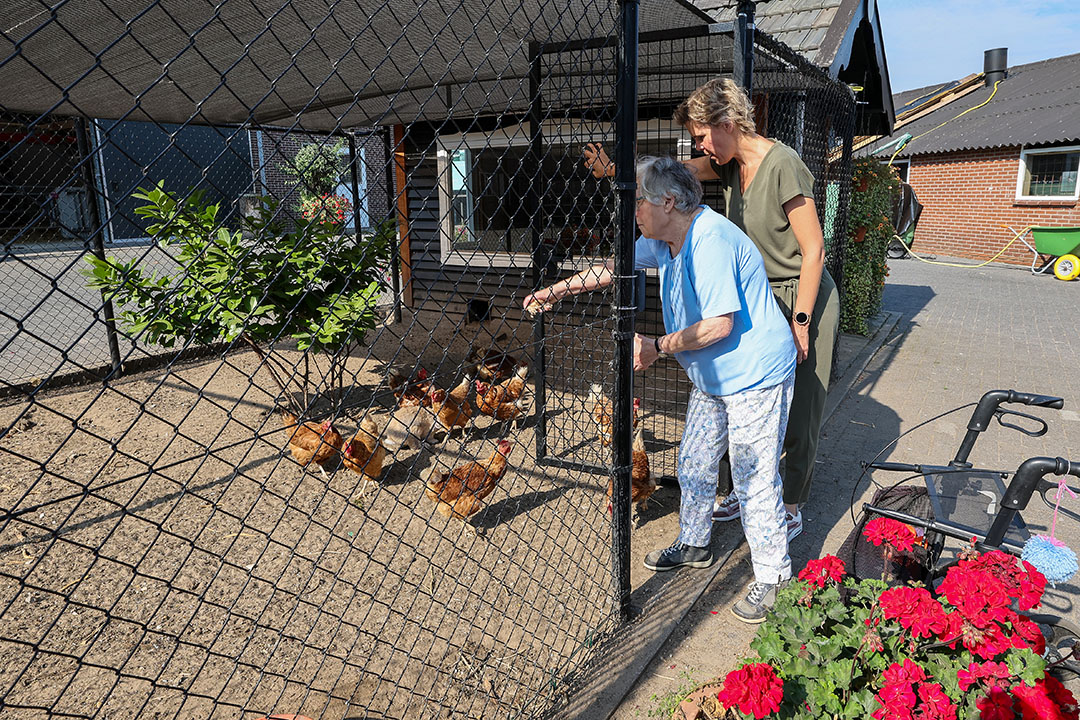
[281,410,344,479]
[343,415,387,497]
[588,384,641,447]
[474,364,528,418]
[607,429,657,521]
[425,440,513,528]
[467,347,522,383]
[429,372,474,434]
[388,367,432,408]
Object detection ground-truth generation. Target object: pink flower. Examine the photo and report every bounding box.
[977,687,1014,720]
[798,555,846,589]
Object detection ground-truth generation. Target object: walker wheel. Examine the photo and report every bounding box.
[1054,254,1080,281]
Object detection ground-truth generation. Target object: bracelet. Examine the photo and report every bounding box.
[654,336,663,355]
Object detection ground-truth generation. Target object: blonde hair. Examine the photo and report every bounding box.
[673,77,756,134]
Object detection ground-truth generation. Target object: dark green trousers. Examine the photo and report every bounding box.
[716,270,839,506]
[770,270,839,505]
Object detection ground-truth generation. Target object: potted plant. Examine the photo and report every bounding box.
[692,519,1078,720]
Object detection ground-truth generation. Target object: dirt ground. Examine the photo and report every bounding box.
[0,305,689,719]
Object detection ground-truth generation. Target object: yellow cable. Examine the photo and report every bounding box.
[889,80,1002,166]
[899,226,1030,268]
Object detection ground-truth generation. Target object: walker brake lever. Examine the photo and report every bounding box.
[995,408,1048,438]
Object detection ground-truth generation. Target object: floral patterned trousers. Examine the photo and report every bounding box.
[677,370,795,584]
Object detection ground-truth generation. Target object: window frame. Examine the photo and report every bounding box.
[436,120,688,268]
[1014,144,1080,202]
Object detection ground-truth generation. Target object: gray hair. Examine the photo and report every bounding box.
[635,155,703,214]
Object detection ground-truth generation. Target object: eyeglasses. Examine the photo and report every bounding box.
[635,196,650,208]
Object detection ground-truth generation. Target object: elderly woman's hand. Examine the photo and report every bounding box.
[633,333,660,371]
[583,143,615,180]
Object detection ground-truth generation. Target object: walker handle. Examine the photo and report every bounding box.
[952,390,1064,465]
[986,457,1080,547]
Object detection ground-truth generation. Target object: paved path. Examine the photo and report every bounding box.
[610,257,1080,718]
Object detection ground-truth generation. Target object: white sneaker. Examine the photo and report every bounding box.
[786,510,803,541]
[712,493,741,522]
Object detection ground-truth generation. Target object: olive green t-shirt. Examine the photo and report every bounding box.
[710,141,815,282]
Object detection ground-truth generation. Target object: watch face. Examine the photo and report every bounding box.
[794,311,811,326]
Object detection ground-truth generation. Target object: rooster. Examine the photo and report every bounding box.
[607,429,657,524]
[343,415,387,499]
[425,440,513,532]
[429,372,474,436]
[389,367,432,408]
[588,385,641,447]
[281,410,344,480]
[474,364,528,419]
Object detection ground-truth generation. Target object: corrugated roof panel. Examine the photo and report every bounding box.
[865,52,1080,157]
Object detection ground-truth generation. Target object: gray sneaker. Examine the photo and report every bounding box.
[643,542,714,571]
[732,580,786,624]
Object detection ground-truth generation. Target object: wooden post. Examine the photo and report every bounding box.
[392,124,412,307]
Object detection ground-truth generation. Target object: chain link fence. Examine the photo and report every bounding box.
[0,1,853,717]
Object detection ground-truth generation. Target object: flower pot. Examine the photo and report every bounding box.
[856,176,869,192]
[674,681,730,720]
[854,226,867,243]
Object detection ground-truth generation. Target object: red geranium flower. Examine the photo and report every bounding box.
[959,661,1011,692]
[798,555,846,589]
[863,517,917,552]
[718,662,783,719]
[977,687,1014,720]
[916,682,957,720]
[878,587,947,639]
[882,658,926,685]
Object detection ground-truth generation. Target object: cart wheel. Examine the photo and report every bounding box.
[886,238,908,259]
[1037,618,1080,690]
[1054,254,1080,281]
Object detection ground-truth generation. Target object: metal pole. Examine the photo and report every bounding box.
[528,42,549,462]
[383,127,402,324]
[736,0,756,91]
[347,132,362,243]
[75,118,123,378]
[612,0,639,622]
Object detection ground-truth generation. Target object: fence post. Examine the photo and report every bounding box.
[528,42,550,462]
[613,0,639,622]
[382,128,403,324]
[347,132,362,242]
[75,118,123,378]
[736,0,756,91]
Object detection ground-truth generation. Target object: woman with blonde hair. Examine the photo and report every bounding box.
[584,77,839,539]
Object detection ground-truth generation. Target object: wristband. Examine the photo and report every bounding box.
[654,336,666,356]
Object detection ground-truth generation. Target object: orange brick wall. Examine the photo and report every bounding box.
[907,146,1080,266]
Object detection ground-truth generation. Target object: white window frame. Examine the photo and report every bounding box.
[891,159,909,184]
[436,119,689,268]
[1015,144,1080,201]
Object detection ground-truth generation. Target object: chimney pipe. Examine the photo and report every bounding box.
[984,48,1008,86]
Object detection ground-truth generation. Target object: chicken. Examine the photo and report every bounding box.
[388,367,432,408]
[380,404,436,452]
[425,440,513,530]
[466,347,523,383]
[607,429,657,523]
[429,372,474,434]
[343,415,387,498]
[588,384,641,447]
[474,364,528,418]
[281,410,344,479]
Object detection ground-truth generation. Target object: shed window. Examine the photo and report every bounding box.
[1017,146,1080,199]
[438,122,683,267]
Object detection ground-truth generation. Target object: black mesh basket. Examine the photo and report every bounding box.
[839,485,942,585]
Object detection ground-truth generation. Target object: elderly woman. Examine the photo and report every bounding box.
[523,156,796,622]
[586,79,840,541]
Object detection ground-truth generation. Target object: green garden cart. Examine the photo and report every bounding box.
[1010,225,1080,281]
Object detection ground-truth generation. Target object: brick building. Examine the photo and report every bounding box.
[863,50,1080,266]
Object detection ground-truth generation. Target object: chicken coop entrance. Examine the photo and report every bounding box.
[0,1,854,718]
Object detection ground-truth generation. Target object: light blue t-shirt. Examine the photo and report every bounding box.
[635,206,796,397]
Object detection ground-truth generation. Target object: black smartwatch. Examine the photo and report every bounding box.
[793,311,811,327]
[654,336,668,357]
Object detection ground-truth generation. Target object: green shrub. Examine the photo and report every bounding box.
[83,183,393,411]
[841,158,900,335]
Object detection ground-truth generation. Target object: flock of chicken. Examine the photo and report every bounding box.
[279,348,658,533]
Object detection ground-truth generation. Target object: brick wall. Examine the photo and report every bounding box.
[907,146,1080,266]
[247,128,390,227]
